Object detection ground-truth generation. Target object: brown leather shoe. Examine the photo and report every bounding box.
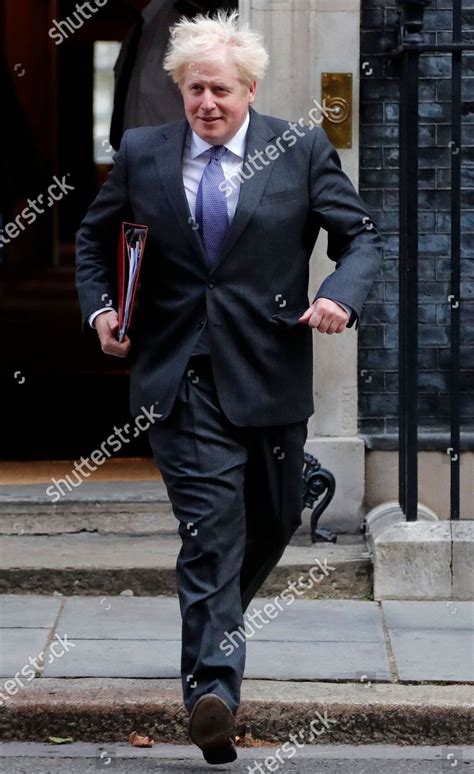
[188,693,237,764]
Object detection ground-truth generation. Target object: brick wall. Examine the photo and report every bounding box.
[358,0,473,447]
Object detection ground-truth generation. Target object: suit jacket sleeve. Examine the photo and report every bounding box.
[309,128,383,330]
[75,131,132,331]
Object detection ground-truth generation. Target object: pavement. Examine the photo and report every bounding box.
[0,595,472,745]
[0,480,472,748]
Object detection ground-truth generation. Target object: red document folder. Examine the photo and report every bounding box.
[117,221,148,342]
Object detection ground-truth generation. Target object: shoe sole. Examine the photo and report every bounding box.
[189,694,237,763]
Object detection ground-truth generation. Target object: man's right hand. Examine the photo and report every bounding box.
[95,311,131,358]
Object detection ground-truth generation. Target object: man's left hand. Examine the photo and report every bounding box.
[298,298,349,334]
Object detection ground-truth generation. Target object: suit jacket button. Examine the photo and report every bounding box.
[208,281,214,288]
[198,320,205,328]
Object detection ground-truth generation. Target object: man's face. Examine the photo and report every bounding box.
[181,51,256,145]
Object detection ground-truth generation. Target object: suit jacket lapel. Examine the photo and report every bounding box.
[214,106,277,271]
[153,119,208,264]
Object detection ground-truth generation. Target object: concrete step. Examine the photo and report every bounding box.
[0,482,174,536]
[0,479,372,598]
[0,481,334,538]
[0,532,372,598]
[0,678,471,745]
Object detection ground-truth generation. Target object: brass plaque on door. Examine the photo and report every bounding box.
[321,73,352,149]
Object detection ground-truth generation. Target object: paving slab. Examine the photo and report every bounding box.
[387,630,474,682]
[42,597,390,680]
[2,595,473,683]
[382,600,474,683]
[382,600,474,630]
[43,640,181,678]
[41,638,391,681]
[54,596,385,643]
[243,598,385,642]
[0,630,50,677]
[245,640,391,681]
[0,595,62,628]
[56,596,182,640]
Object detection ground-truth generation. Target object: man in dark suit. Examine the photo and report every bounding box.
[76,9,383,765]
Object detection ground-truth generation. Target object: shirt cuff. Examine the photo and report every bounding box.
[89,308,116,328]
[332,301,352,316]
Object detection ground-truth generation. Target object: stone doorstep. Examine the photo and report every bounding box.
[0,481,362,538]
[0,534,372,599]
[0,503,177,537]
[0,479,372,599]
[0,565,372,600]
[0,502,341,539]
[0,483,169,505]
[0,679,471,746]
[0,506,335,539]
[0,482,174,536]
[0,505,339,538]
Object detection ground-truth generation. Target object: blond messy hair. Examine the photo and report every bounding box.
[163,10,269,89]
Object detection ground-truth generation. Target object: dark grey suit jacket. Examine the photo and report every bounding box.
[76,105,383,426]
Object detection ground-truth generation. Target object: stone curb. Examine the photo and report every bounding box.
[0,679,471,746]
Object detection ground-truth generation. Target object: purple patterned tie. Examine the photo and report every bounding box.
[195,145,229,268]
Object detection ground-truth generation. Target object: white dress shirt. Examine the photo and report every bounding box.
[182,108,250,223]
[89,110,351,327]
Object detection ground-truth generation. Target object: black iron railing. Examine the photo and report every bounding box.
[390,0,471,520]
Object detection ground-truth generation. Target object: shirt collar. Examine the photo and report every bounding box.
[189,110,250,161]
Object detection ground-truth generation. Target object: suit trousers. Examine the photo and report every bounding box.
[147,353,308,715]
